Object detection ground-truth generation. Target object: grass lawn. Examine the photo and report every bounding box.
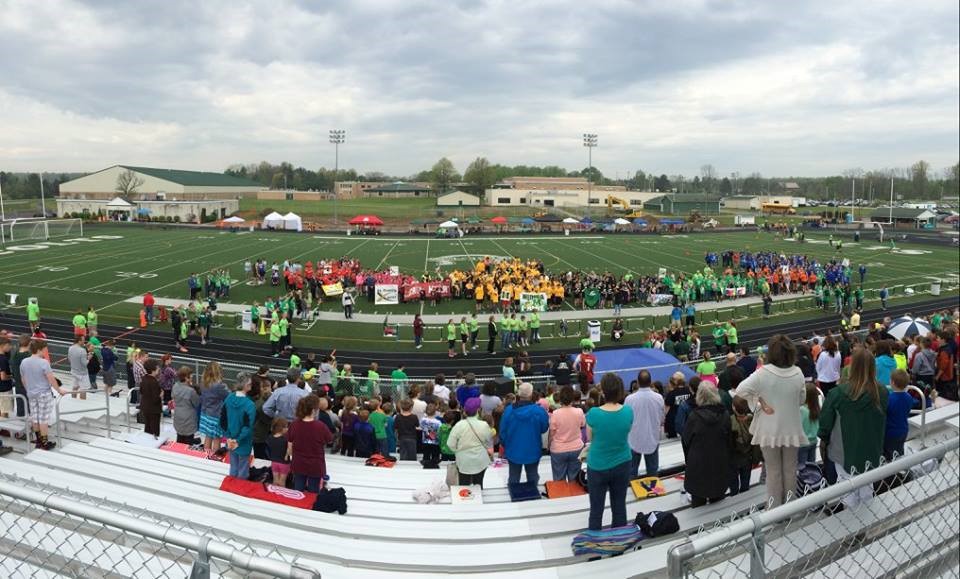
[0,223,956,351]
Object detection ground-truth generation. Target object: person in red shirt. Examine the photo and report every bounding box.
[574,344,597,387]
[287,394,333,493]
[143,292,156,325]
[413,313,424,350]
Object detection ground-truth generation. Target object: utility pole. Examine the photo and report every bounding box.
[329,129,345,225]
[889,177,894,223]
[583,133,597,211]
[0,176,5,222]
[40,172,47,216]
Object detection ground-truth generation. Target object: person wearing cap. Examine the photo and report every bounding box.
[263,367,309,422]
[447,397,494,488]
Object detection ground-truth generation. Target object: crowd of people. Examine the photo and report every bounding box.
[2,304,956,533]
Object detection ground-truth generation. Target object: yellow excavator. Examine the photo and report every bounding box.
[606,195,630,214]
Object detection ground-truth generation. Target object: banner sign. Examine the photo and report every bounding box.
[647,293,674,306]
[401,282,451,302]
[375,284,399,305]
[519,292,548,312]
[322,282,344,297]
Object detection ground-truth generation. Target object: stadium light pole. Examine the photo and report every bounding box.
[329,129,345,225]
[0,177,5,222]
[39,172,47,217]
[583,133,597,211]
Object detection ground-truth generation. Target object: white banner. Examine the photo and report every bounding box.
[374,284,399,305]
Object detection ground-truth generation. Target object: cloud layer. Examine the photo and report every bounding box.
[1,0,957,177]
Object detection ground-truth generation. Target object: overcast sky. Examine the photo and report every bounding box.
[1,0,958,178]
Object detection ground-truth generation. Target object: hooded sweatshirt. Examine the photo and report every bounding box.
[224,392,256,457]
[681,403,731,500]
[499,400,549,464]
[818,383,888,473]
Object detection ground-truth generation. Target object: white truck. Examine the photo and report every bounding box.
[734,215,756,227]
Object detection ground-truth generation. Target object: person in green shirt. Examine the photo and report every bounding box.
[72,310,88,340]
[711,324,726,353]
[250,302,261,334]
[366,362,380,398]
[289,352,301,369]
[367,398,389,456]
[468,314,480,350]
[86,307,98,337]
[696,351,717,378]
[390,363,408,394]
[278,313,290,350]
[528,311,541,344]
[177,319,189,353]
[726,322,738,351]
[26,299,41,332]
[269,319,282,357]
[518,315,529,348]
[446,319,457,358]
[458,317,469,357]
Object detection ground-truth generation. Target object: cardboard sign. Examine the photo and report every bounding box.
[450,485,483,506]
[375,284,399,305]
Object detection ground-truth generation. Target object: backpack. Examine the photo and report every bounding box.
[635,511,679,537]
[796,462,827,499]
[571,525,644,557]
[313,487,348,514]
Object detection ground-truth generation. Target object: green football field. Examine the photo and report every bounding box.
[0,222,957,349]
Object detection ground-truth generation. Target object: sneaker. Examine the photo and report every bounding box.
[416,344,422,349]
[41,441,56,451]
[0,430,10,437]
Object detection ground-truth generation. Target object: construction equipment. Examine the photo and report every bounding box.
[606,195,630,214]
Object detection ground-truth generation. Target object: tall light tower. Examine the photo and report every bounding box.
[583,133,597,211]
[329,129,345,225]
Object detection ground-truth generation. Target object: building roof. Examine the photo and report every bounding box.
[436,190,481,206]
[668,194,722,203]
[121,166,261,187]
[724,195,759,200]
[643,195,668,205]
[365,181,432,193]
[780,181,801,190]
[870,207,936,220]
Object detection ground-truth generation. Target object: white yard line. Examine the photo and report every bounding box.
[311,235,606,241]
[423,239,431,272]
[374,241,402,270]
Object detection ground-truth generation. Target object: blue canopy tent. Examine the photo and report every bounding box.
[632,218,648,227]
[580,217,593,224]
[521,217,536,225]
[571,347,696,390]
[659,218,685,225]
[136,208,151,216]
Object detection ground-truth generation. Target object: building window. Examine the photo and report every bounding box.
[630,200,642,205]
[415,192,420,196]
[520,198,527,203]
[379,192,383,197]
[588,198,600,204]
[497,197,511,204]
[544,199,555,207]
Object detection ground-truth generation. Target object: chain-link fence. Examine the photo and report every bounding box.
[668,433,960,578]
[0,477,320,579]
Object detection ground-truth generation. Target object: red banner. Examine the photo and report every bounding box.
[402,282,452,301]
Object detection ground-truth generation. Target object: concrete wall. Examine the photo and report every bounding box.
[485,188,659,208]
[57,199,239,224]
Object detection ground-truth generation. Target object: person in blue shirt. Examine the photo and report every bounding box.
[883,370,913,461]
[874,341,897,387]
[499,382,549,486]
[858,264,866,283]
[684,303,696,328]
[670,305,682,327]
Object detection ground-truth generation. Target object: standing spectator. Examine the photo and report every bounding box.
[0,339,13,423]
[585,374,633,531]
[624,370,665,478]
[172,367,200,444]
[479,381,502,418]
[67,335,90,400]
[717,353,745,409]
[736,345,758,377]
[486,315,498,354]
[251,378,274,459]
[552,353,573,388]
[100,340,117,396]
[413,313,424,349]
[729,398,757,496]
[341,290,354,319]
[696,351,717,385]
[456,373,481,408]
[663,372,689,439]
[734,334,806,508]
[819,347,888,508]
[22,340,68,450]
[224,376,256,479]
[432,374,451,402]
[408,384,427,419]
[143,292,155,324]
[448,397,494,487]
[499,382,549,486]
[263,368,309,422]
[10,335,31,420]
[797,384,820,464]
[935,339,957,400]
[910,337,937,392]
[139,359,163,437]
[873,341,897,387]
[674,376,701,438]
[158,354,177,406]
[681,385,731,507]
[198,362,230,457]
[287,394,334,492]
[815,336,841,397]
[394,399,420,460]
[884,370,912,461]
[548,386,585,482]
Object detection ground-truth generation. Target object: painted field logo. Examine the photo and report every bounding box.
[428,254,510,267]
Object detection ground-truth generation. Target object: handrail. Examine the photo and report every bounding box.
[125,387,141,432]
[0,479,321,578]
[906,384,927,449]
[666,434,959,577]
[54,388,110,448]
[0,393,32,453]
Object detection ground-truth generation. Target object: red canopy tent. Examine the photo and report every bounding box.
[490,216,507,224]
[348,215,384,226]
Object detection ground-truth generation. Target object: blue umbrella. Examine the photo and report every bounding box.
[887,316,932,340]
[521,217,536,225]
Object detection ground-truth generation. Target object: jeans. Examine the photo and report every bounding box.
[630,447,659,478]
[797,444,817,465]
[229,453,250,480]
[293,473,321,493]
[458,469,486,488]
[377,438,391,456]
[145,305,154,324]
[398,437,418,461]
[550,450,581,482]
[587,460,631,530]
[414,334,422,348]
[501,332,510,351]
[507,461,540,487]
[729,465,751,495]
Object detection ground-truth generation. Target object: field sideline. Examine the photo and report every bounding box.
[0,223,957,348]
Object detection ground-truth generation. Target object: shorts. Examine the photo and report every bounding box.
[29,393,54,425]
[72,373,91,391]
[102,368,117,387]
[448,339,456,349]
[272,462,291,475]
[73,327,87,338]
[460,334,468,343]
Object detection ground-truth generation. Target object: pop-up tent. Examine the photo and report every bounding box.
[223,216,245,223]
[438,220,459,228]
[282,212,303,232]
[262,211,284,229]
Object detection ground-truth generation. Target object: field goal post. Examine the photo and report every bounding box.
[8,218,83,242]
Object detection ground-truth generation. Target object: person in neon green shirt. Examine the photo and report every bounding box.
[696,351,717,378]
[26,299,41,332]
[72,310,88,340]
[289,352,301,369]
[446,319,457,358]
[366,362,381,397]
[269,320,282,357]
[278,313,290,350]
[726,322,738,351]
[468,314,480,350]
[529,311,541,343]
[86,306,98,337]
[711,324,726,353]
[458,317,469,357]
[518,315,529,348]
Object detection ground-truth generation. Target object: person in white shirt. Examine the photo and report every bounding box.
[341,291,354,319]
[432,375,451,403]
[408,384,427,420]
[623,370,665,478]
[814,336,842,397]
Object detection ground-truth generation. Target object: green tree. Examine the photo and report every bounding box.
[463,157,495,195]
[654,174,671,192]
[719,177,732,195]
[429,157,460,194]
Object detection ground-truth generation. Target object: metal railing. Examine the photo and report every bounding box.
[667,433,960,578]
[54,387,113,448]
[0,479,320,579]
[0,393,31,452]
[125,387,140,433]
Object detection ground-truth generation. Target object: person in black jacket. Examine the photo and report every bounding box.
[139,359,164,437]
[681,384,731,507]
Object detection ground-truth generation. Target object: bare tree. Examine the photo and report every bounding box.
[911,160,930,197]
[700,164,717,193]
[115,169,145,196]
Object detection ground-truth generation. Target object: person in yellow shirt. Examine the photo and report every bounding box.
[474,283,484,312]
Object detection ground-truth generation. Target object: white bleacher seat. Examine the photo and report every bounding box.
[909,402,959,431]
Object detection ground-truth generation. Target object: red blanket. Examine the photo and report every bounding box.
[219,476,317,510]
[159,441,228,463]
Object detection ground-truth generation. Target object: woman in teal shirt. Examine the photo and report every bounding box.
[585,374,634,530]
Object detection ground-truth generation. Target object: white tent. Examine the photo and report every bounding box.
[106,197,134,209]
[562,217,580,224]
[262,211,284,229]
[438,220,460,228]
[282,212,303,232]
[222,216,245,223]
[614,217,631,226]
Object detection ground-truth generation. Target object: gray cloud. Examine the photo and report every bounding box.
[0,0,957,177]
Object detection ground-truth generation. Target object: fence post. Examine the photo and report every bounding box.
[189,536,212,579]
[749,514,765,579]
[105,390,112,439]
